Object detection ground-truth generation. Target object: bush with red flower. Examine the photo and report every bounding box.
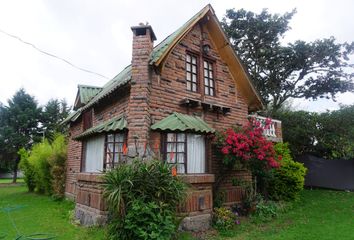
[215,118,282,194]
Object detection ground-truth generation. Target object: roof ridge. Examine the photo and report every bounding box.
[78,84,103,89]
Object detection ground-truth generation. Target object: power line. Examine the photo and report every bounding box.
[0,28,109,80]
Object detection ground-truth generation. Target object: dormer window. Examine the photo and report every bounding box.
[203,60,215,96]
[186,53,198,92]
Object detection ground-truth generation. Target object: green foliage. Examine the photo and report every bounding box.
[21,134,67,196]
[316,105,354,159]
[122,200,176,240]
[0,88,42,181]
[49,134,68,199]
[276,105,354,159]
[42,99,70,140]
[222,8,354,113]
[28,140,53,194]
[250,199,280,223]
[18,148,36,192]
[102,160,187,240]
[274,110,319,156]
[213,207,238,230]
[268,143,307,201]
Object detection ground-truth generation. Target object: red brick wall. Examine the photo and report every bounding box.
[127,27,153,152]
[66,22,255,207]
[150,24,249,130]
[65,87,130,198]
[148,23,252,205]
[65,120,83,198]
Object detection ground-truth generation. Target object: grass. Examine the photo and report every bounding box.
[0,185,105,240]
[211,189,354,240]
[0,186,353,240]
[0,178,24,184]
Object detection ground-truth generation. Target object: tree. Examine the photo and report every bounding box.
[274,110,318,156]
[0,89,42,182]
[222,9,354,114]
[41,99,70,140]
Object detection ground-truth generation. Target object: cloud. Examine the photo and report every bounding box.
[0,0,352,112]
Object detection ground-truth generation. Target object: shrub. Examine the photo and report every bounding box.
[28,140,53,194]
[23,134,67,196]
[123,200,176,240]
[18,148,36,192]
[213,207,239,230]
[250,199,278,223]
[215,118,281,196]
[49,134,67,199]
[102,160,187,240]
[268,143,307,201]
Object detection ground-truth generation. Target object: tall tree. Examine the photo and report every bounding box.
[0,89,42,182]
[42,99,70,140]
[222,9,354,114]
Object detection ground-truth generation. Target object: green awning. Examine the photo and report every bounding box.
[151,112,214,133]
[73,116,127,140]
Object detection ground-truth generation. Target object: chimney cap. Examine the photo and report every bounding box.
[131,24,157,41]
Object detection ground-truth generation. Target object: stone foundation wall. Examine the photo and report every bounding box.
[75,173,107,226]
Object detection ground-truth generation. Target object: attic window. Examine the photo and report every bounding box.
[135,28,147,36]
[186,53,198,92]
[204,60,215,96]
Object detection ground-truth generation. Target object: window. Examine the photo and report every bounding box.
[186,54,198,92]
[163,133,205,174]
[105,133,126,169]
[83,110,93,130]
[203,60,215,96]
[165,133,186,173]
[82,135,105,172]
[81,132,126,173]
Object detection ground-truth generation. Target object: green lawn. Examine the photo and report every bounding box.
[0,178,24,184]
[0,185,105,240]
[212,189,354,240]
[0,186,353,240]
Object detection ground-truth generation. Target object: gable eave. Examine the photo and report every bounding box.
[150,4,264,111]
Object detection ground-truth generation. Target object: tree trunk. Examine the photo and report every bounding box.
[12,156,19,183]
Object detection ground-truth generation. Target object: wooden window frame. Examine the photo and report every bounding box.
[103,132,127,170]
[161,132,209,174]
[203,59,215,96]
[162,132,188,174]
[185,52,199,93]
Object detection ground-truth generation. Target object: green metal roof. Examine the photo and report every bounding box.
[61,108,82,125]
[81,65,132,112]
[149,5,210,65]
[73,116,127,140]
[151,112,214,133]
[78,85,102,105]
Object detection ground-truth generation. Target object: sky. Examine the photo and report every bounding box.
[0,0,353,112]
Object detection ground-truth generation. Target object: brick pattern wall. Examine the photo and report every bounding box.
[65,87,130,198]
[127,27,153,154]
[65,120,83,198]
[150,24,249,130]
[93,86,130,125]
[148,23,252,206]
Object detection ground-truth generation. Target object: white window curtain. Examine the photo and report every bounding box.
[187,134,205,173]
[84,135,105,172]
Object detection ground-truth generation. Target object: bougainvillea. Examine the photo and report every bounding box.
[217,118,281,171]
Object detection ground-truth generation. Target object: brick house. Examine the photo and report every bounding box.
[63,4,282,230]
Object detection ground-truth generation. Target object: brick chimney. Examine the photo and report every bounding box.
[127,23,156,158]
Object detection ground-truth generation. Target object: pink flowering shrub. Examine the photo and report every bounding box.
[216,118,281,175]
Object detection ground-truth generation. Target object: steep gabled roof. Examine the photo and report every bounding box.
[80,65,132,112]
[65,4,263,124]
[74,85,102,110]
[150,4,263,111]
